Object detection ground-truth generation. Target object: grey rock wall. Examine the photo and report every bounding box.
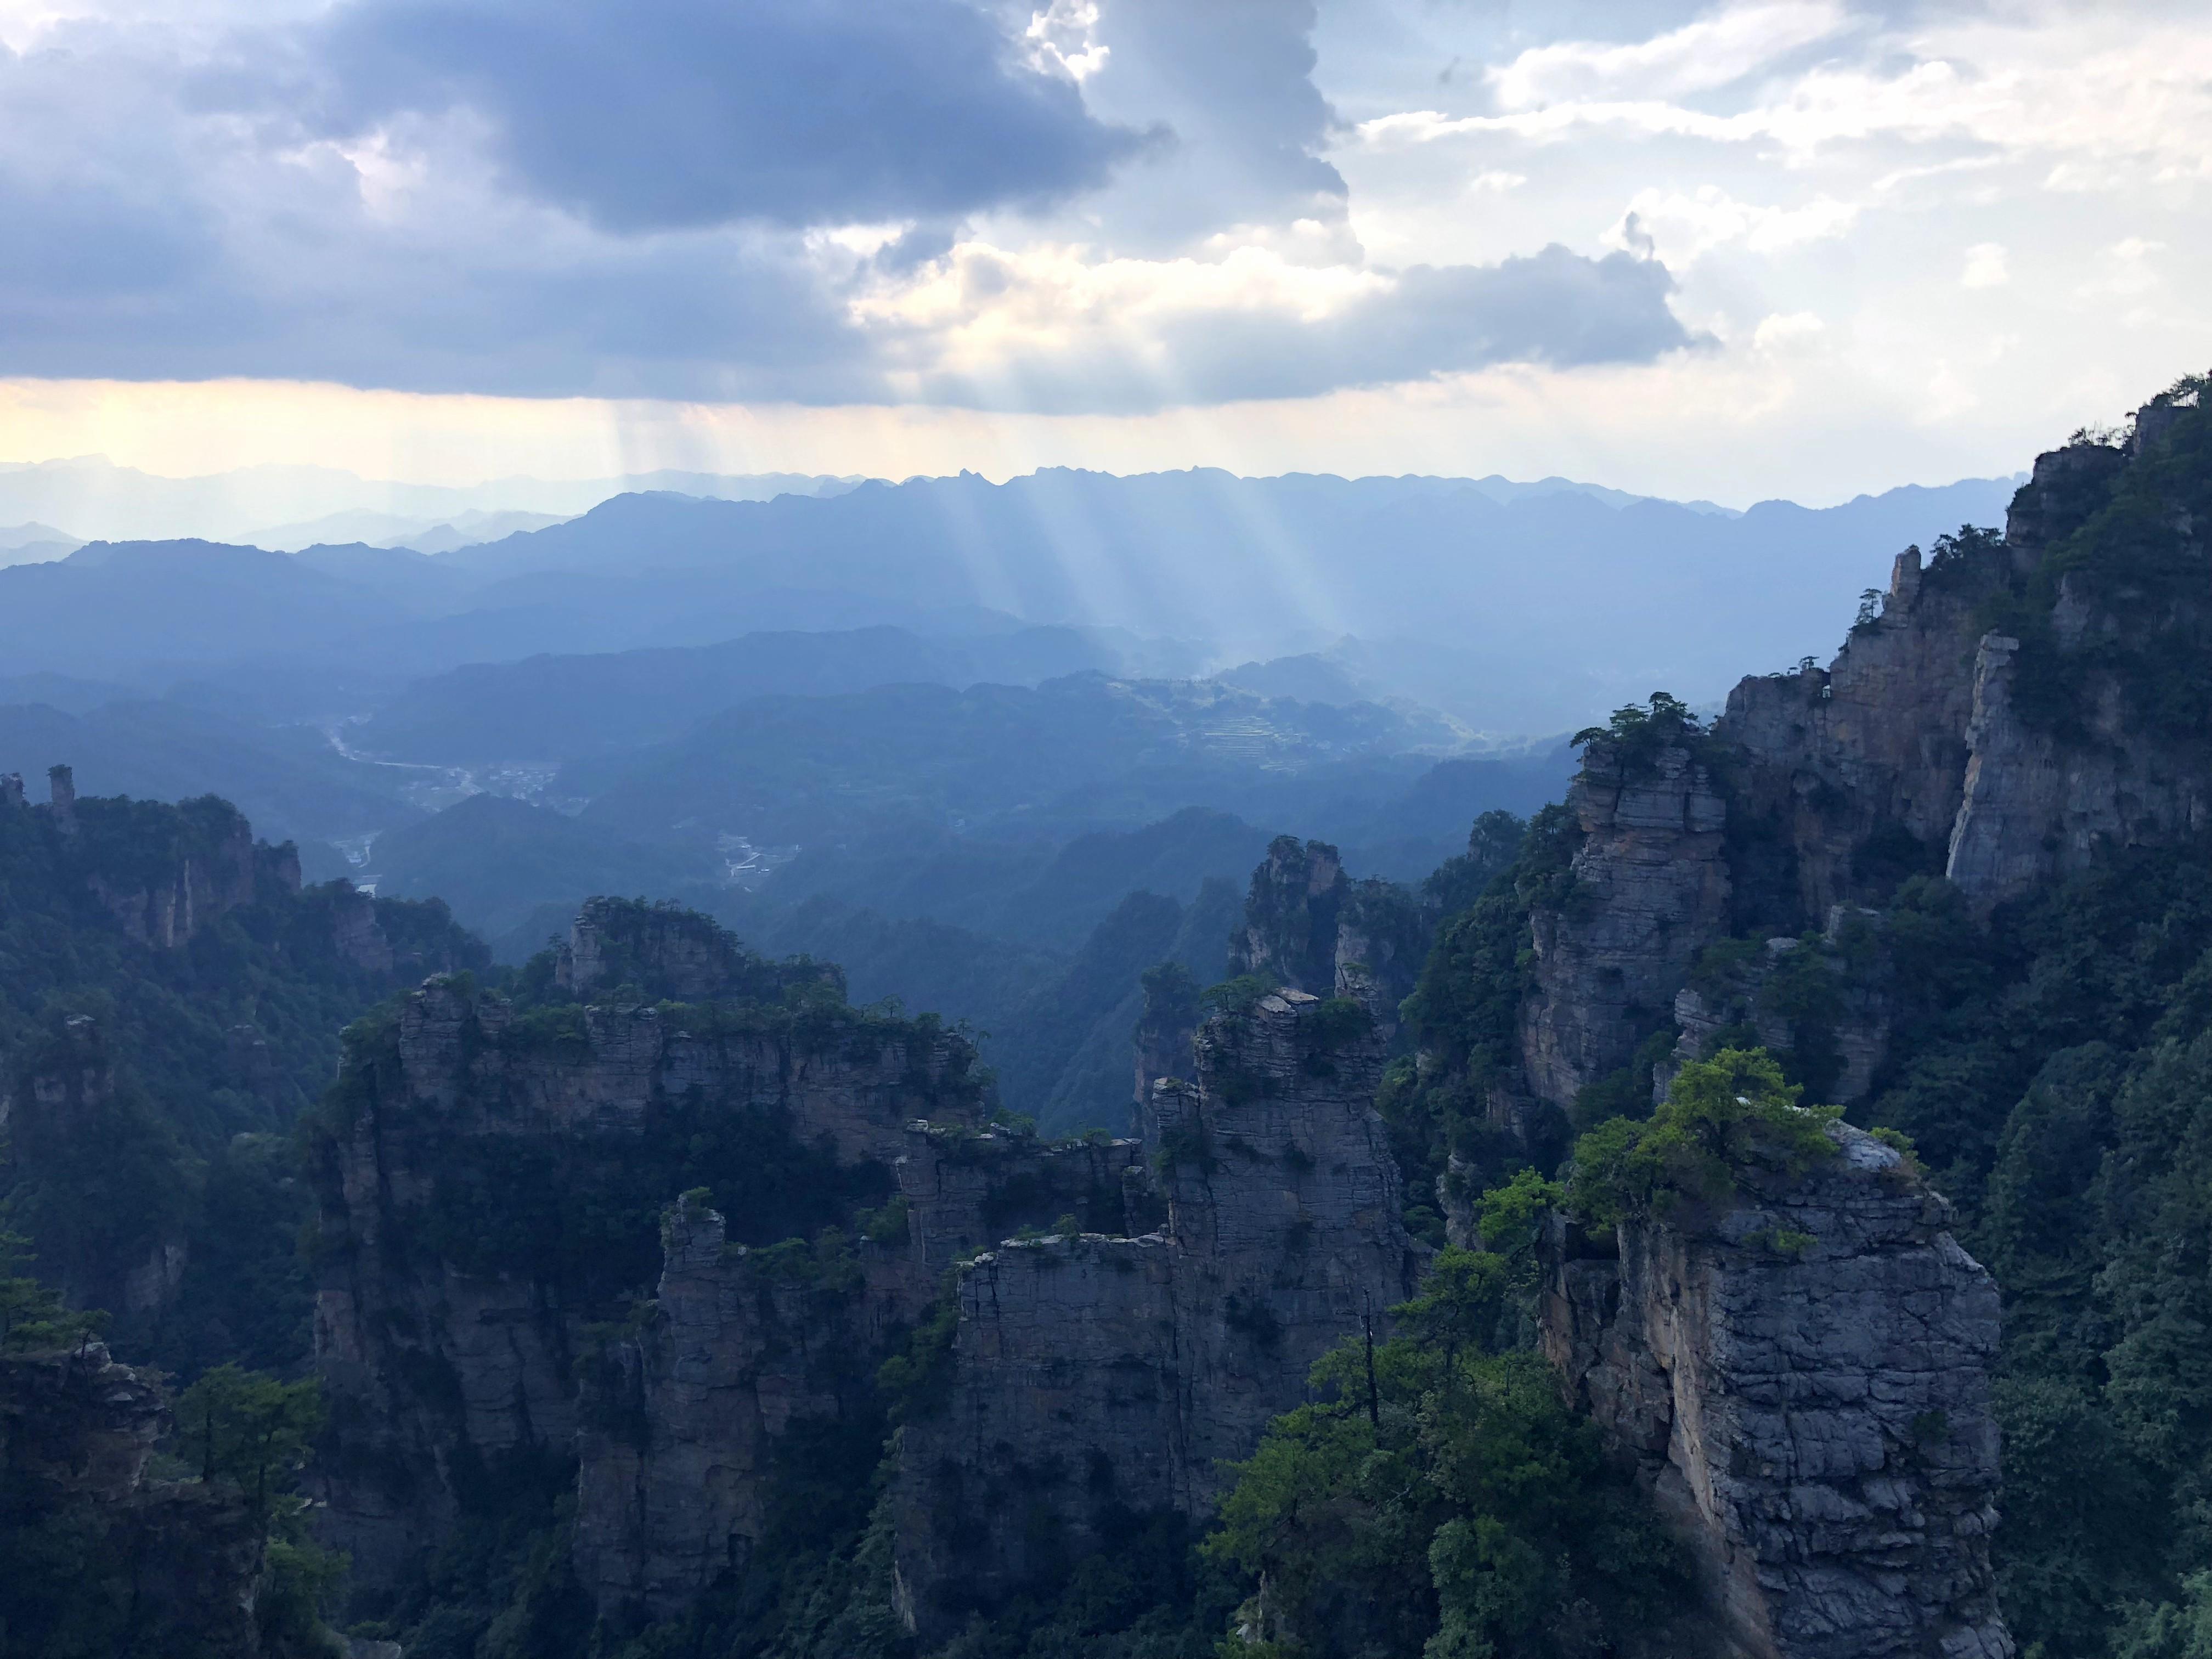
[1945,611,2212,907]
[1718,547,1994,927]
[572,1124,1149,1626]
[1660,910,1891,1108]
[888,989,1420,1641]
[309,970,988,1599]
[1519,738,1729,1110]
[1542,1123,2012,1659]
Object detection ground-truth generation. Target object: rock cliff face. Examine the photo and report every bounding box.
[1719,547,1993,928]
[1542,1124,2011,1659]
[1660,911,1892,1108]
[888,989,1421,1639]
[1228,836,1348,994]
[1944,603,2212,905]
[573,1200,889,1622]
[1,1341,265,1652]
[1,1014,189,1316]
[1520,739,1729,1108]
[1502,397,2212,1116]
[1227,834,1431,1033]
[573,1126,1149,1626]
[1,764,302,948]
[1426,401,2209,1654]
[1728,407,2211,919]
[308,909,991,1600]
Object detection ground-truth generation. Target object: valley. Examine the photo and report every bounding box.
[2,386,2207,1658]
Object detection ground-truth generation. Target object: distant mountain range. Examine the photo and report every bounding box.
[0,455,2034,1130]
[0,466,2019,731]
[0,449,1896,549]
[0,459,2028,936]
[0,458,864,546]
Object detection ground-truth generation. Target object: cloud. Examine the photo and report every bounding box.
[0,23,884,398]
[870,239,1698,412]
[1753,311,1826,354]
[1960,242,2007,287]
[1602,185,1859,266]
[1487,1,1853,111]
[0,0,1702,411]
[1361,9,2212,179]
[1067,0,1352,254]
[272,0,1150,234]
[2079,236,2165,298]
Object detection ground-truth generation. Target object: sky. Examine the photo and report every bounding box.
[0,0,2203,506]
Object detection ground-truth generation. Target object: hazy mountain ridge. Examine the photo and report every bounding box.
[0,468,2018,739]
[0,457,865,544]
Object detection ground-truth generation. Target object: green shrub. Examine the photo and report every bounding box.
[1570,1047,1839,1227]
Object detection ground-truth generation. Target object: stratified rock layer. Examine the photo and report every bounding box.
[573,1127,1148,1626]
[1520,739,1729,1107]
[1227,834,1431,1034]
[1506,403,2212,1117]
[1542,1124,2011,1659]
[309,952,988,1598]
[889,989,1421,1639]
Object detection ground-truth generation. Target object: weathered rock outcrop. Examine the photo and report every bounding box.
[1133,964,1201,1110]
[1,1015,190,1316]
[574,1126,1149,1626]
[1724,403,2211,918]
[1718,547,1995,928]
[556,894,844,1003]
[573,1200,889,1621]
[1227,834,1431,1034]
[1,1341,266,1653]
[0,765,302,947]
[309,910,990,1600]
[1660,910,1892,1108]
[1502,394,2211,1115]
[1520,739,1730,1108]
[1944,607,2212,905]
[888,989,1421,1639]
[1542,1124,2011,1659]
[1228,836,1348,994]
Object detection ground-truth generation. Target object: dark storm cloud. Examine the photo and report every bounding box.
[1077,0,1350,247]
[0,1,1695,408]
[295,0,1154,233]
[0,22,884,399]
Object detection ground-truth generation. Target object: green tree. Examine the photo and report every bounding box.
[1568,1047,1839,1227]
[1205,1242,1681,1658]
[0,1232,104,1351]
[1570,692,1706,774]
[173,1364,325,1522]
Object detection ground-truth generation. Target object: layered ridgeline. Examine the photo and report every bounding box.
[12,380,2211,1658]
[300,894,1436,1648]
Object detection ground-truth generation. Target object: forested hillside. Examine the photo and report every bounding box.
[0,772,483,1372]
[5,381,2211,1659]
[1368,377,2212,1657]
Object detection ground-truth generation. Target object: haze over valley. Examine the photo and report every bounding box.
[1,2,2205,1657]
[0,456,2017,1130]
